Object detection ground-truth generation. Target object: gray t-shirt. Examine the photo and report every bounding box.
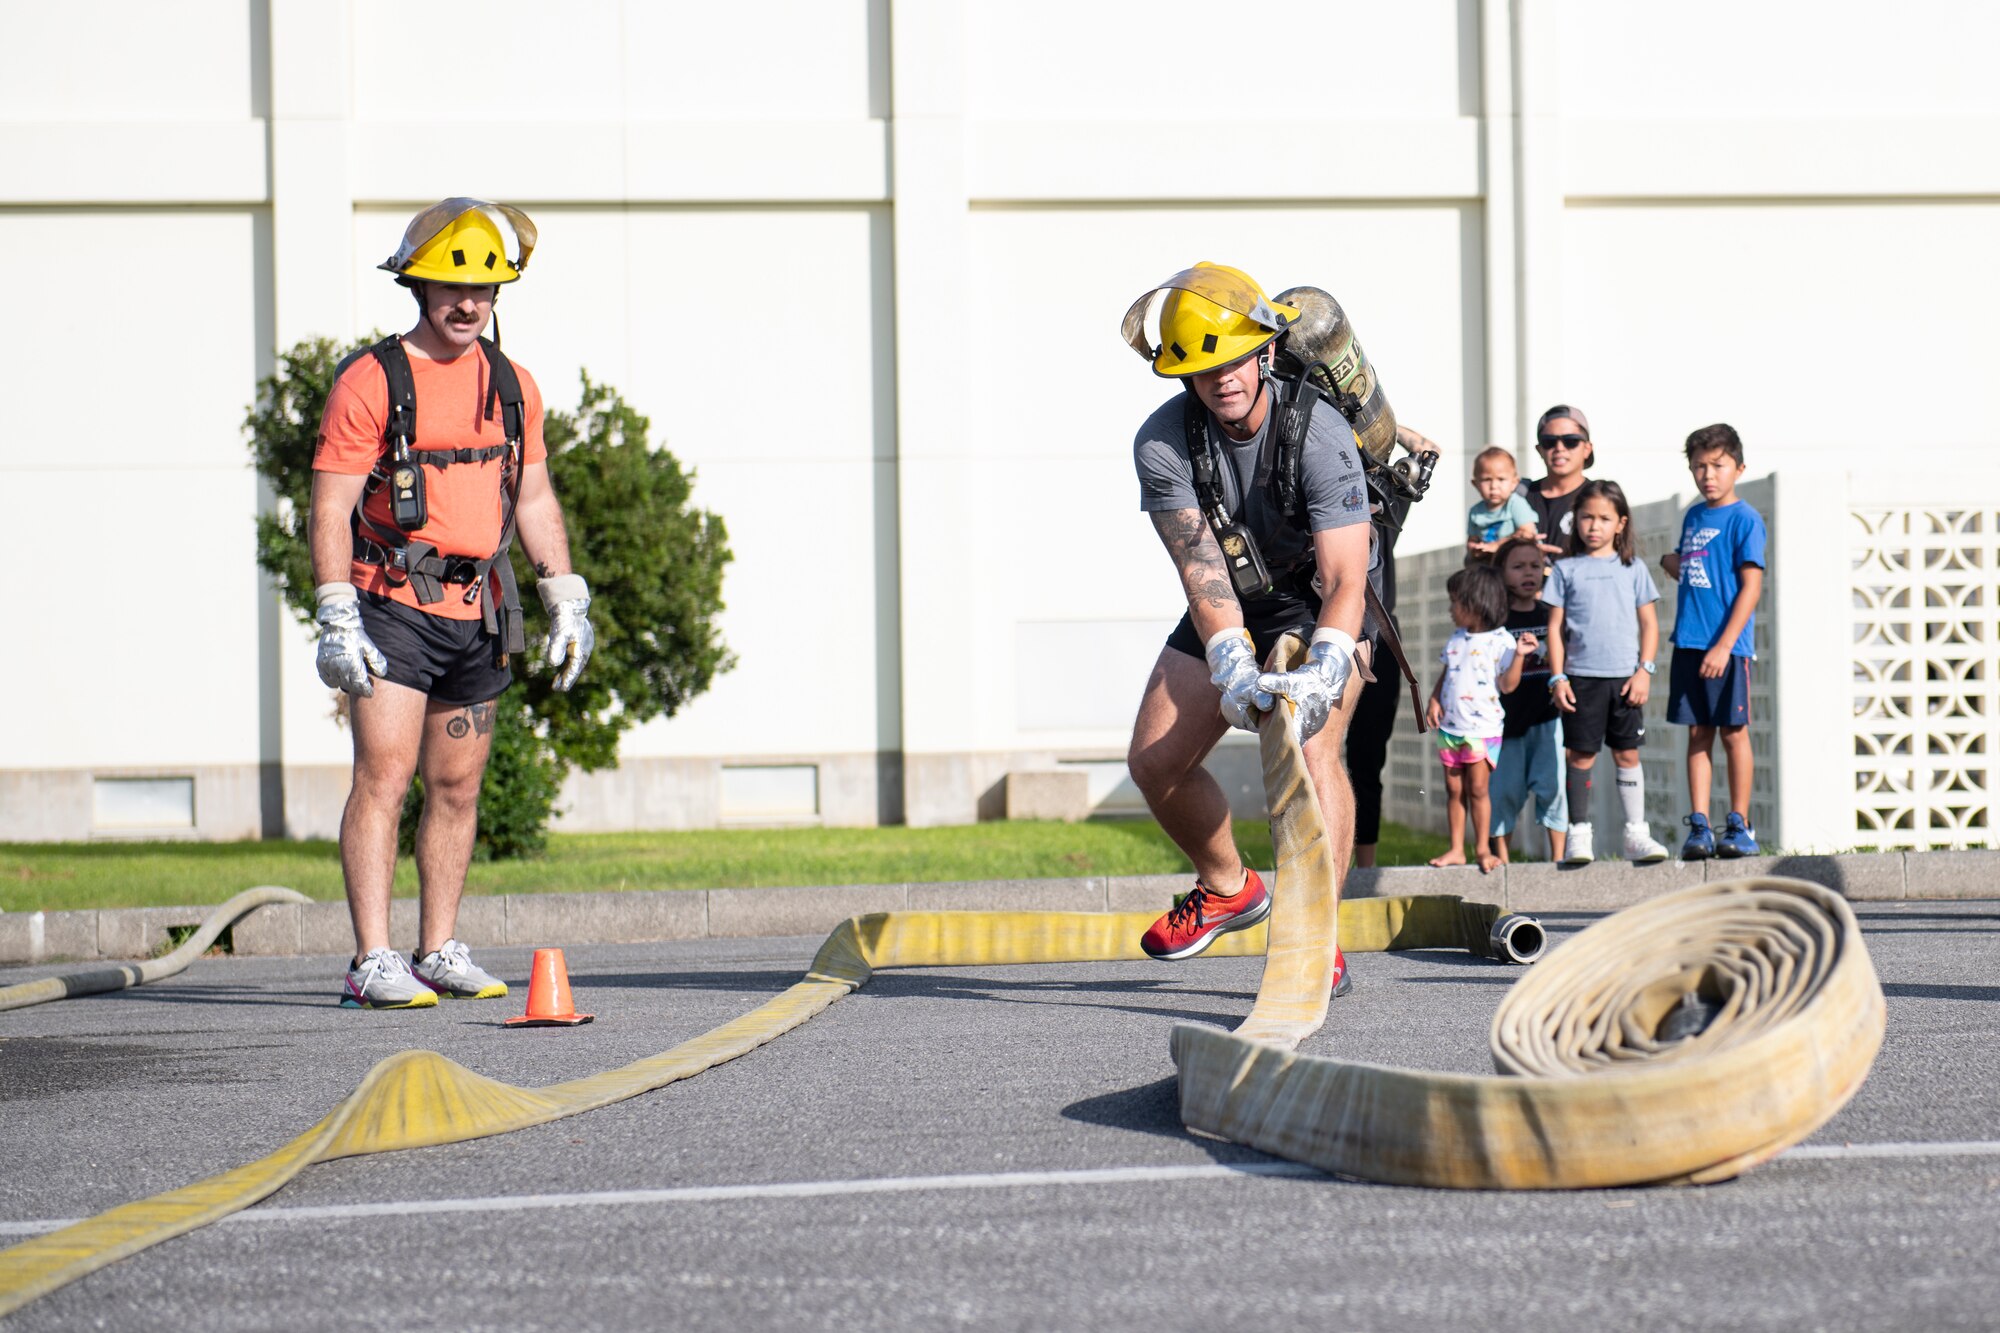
[1134,387,1370,581]
[1542,552,1660,677]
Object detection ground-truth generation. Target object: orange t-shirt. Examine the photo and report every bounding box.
[314,342,546,619]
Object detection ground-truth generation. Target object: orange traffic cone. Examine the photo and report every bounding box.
[504,948,594,1027]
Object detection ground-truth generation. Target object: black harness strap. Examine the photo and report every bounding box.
[480,339,528,659]
[376,336,418,455]
[1272,375,1318,523]
[1181,393,1228,525]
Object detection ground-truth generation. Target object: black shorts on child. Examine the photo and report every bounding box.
[1562,675,1645,754]
[1666,648,1753,728]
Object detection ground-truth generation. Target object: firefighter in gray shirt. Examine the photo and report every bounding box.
[1119,263,1371,997]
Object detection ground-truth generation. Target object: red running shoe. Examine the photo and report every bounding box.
[1140,869,1272,960]
[1330,946,1353,998]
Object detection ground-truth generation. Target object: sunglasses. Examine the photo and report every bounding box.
[1537,433,1588,451]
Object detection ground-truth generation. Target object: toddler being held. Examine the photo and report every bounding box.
[1465,446,1538,560]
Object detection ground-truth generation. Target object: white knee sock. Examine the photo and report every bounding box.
[1616,766,1646,827]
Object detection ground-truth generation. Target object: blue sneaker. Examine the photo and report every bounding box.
[1680,813,1715,861]
[1717,811,1759,859]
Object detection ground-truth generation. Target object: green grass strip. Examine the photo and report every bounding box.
[0,819,1447,913]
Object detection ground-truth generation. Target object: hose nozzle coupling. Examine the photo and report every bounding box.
[1489,913,1546,965]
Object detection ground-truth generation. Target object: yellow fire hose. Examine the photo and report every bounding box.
[0,655,1881,1314]
[0,893,1524,1316]
[0,887,310,1014]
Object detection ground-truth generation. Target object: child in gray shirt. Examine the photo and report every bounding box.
[1541,479,1669,866]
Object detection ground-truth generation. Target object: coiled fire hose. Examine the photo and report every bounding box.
[1172,637,1886,1188]
[1174,875,1885,1189]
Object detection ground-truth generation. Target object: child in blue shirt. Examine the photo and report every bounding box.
[1465,447,1538,560]
[1659,423,1767,859]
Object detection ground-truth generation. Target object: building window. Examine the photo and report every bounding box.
[719,765,820,822]
[93,776,196,831]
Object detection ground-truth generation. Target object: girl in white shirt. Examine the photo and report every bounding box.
[1426,563,1527,871]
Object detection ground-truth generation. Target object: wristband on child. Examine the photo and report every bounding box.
[1547,673,1569,690]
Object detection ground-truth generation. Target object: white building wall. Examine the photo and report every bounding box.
[1,0,1994,842]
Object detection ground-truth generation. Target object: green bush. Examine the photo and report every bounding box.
[250,338,733,860]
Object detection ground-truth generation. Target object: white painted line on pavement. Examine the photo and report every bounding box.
[0,1162,1317,1235]
[1780,1140,2000,1161]
[225,1160,1325,1224]
[6,1140,1999,1237]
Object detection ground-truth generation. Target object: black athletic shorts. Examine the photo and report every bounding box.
[357,591,513,706]
[1562,674,1646,755]
[1165,588,1318,668]
[1667,648,1753,728]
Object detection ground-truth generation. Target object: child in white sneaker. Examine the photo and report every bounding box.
[1425,563,1525,872]
[1542,480,1670,865]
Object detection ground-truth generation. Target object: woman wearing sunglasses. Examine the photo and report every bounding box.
[1522,403,1595,558]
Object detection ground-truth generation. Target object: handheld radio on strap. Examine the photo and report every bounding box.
[374,340,427,530]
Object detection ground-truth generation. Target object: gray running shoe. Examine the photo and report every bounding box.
[341,947,438,1009]
[414,938,509,1000]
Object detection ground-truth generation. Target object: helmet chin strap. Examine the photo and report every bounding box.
[1222,346,1275,433]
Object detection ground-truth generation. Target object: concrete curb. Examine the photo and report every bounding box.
[1,850,1993,967]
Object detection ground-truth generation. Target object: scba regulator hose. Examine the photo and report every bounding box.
[1173,877,1886,1189]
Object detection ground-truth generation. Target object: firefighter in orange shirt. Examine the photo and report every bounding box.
[310,199,593,1009]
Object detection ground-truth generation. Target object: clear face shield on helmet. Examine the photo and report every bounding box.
[1120,265,1297,365]
[380,197,539,280]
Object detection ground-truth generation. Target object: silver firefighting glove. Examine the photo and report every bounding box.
[536,574,595,692]
[1205,628,1273,733]
[314,583,388,697]
[1257,628,1356,744]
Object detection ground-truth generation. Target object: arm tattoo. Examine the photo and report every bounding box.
[1151,509,1236,612]
[534,562,555,579]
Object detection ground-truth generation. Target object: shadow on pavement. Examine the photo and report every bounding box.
[562,966,1255,1025]
[1882,982,2000,1002]
[1059,1075,1298,1169]
[863,972,1248,1025]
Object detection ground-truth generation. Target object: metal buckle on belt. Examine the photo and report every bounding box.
[361,539,408,572]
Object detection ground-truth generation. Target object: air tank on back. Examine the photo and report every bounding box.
[1273,286,1397,466]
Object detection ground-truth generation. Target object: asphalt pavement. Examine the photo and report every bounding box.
[2,902,1998,1332]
